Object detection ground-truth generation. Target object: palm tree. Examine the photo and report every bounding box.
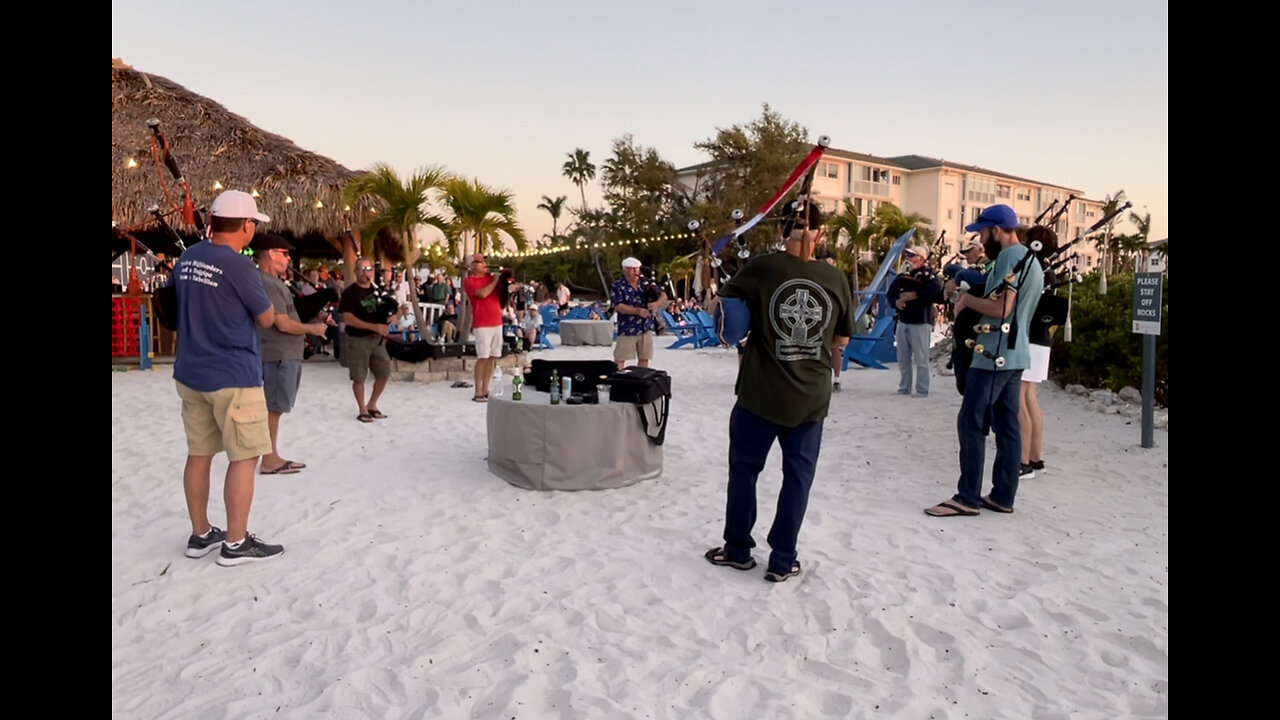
[441,176,528,336]
[664,255,694,299]
[537,195,567,245]
[825,199,873,298]
[561,149,609,296]
[562,149,596,214]
[343,162,449,333]
[1095,190,1128,272]
[863,203,932,265]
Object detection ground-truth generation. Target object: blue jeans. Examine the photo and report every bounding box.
[954,368,1023,509]
[723,404,824,575]
[896,322,932,395]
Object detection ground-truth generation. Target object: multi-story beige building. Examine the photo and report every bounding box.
[678,148,1111,270]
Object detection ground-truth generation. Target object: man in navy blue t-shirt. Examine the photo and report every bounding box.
[169,190,286,566]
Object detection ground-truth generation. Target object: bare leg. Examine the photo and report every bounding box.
[1025,382,1044,463]
[638,358,650,368]
[223,457,259,543]
[183,455,215,535]
[262,411,284,470]
[352,381,367,414]
[1019,382,1033,464]
[367,376,389,411]
[474,358,490,396]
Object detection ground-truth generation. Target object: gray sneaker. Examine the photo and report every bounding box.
[185,526,227,558]
[216,534,284,567]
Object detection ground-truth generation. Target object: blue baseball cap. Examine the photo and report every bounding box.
[964,204,1018,232]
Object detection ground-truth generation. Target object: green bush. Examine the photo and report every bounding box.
[1049,272,1168,406]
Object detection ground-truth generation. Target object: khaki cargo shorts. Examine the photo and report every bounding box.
[613,332,654,363]
[175,382,272,461]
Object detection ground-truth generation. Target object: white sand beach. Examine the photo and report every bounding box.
[111,343,1169,720]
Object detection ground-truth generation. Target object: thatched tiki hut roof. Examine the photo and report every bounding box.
[111,59,377,259]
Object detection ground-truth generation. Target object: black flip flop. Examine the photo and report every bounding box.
[357,413,374,423]
[924,500,980,517]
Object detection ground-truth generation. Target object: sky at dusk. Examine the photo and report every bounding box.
[112,0,1168,244]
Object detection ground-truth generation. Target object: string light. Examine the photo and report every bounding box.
[284,196,293,204]
[251,189,260,198]
[126,158,138,168]
[315,199,324,208]
[213,181,224,190]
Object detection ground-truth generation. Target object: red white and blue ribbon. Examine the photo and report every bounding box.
[711,136,830,254]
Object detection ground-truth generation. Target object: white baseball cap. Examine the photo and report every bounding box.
[210,190,270,223]
[621,257,641,268]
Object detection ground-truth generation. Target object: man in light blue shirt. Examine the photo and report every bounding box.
[926,204,1043,517]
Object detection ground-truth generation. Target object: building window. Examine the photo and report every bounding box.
[997,184,1011,199]
[966,176,996,205]
[891,174,900,186]
[859,166,890,183]
[1016,188,1032,202]
[946,209,953,220]
[817,161,839,179]
[1020,216,1031,226]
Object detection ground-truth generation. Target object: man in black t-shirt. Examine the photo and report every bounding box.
[704,204,854,583]
[339,258,396,423]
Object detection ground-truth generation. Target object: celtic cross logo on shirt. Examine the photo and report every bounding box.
[768,278,831,361]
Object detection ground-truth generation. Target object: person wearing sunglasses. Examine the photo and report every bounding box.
[251,234,329,475]
[339,258,396,422]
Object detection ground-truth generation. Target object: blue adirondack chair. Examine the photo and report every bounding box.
[842,228,915,371]
[660,309,708,349]
[534,324,554,350]
[539,304,561,334]
[689,309,721,347]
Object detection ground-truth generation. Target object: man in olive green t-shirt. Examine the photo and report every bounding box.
[704,205,854,583]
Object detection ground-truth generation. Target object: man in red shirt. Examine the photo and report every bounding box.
[463,254,503,401]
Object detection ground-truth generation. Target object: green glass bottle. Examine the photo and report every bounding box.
[550,369,561,405]
[512,373,523,401]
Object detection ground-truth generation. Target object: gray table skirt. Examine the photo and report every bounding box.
[558,320,614,346]
[486,392,663,490]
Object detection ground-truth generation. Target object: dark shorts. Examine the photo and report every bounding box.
[262,359,303,413]
[346,334,391,382]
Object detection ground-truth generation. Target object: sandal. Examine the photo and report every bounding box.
[704,546,756,571]
[980,495,1014,514]
[924,500,981,517]
[765,561,802,583]
[472,396,488,403]
[367,409,387,419]
[356,413,374,423]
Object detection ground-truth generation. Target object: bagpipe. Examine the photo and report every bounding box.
[147,118,205,234]
[710,136,831,257]
[1036,199,1132,334]
[292,287,339,323]
[895,231,943,295]
[708,138,832,347]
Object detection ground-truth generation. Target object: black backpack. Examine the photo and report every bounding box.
[608,367,672,446]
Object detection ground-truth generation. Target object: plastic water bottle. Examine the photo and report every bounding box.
[491,365,504,397]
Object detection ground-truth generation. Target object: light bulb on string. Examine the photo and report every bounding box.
[213,181,224,190]
[126,158,138,168]
[251,189,260,198]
